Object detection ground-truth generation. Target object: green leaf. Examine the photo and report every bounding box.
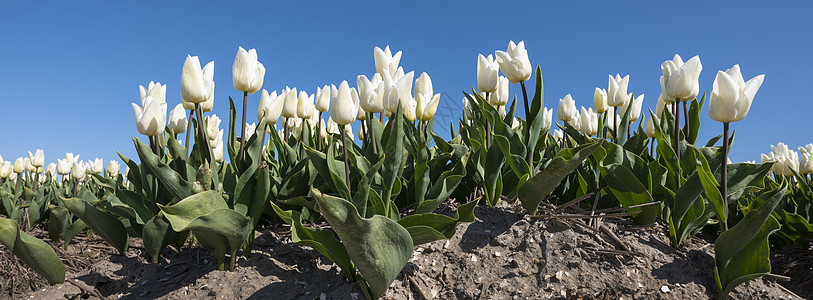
[484,142,505,206]
[0,216,66,285]
[692,147,726,227]
[312,188,413,299]
[133,137,195,201]
[602,164,656,224]
[416,151,469,214]
[381,104,405,196]
[525,66,545,163]
[518,141,604,214]
[61,197,129,254]
[714,181,786,298]
[142,212,176,263]
[399,199,476,245]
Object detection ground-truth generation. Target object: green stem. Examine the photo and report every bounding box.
[317,111,323,151]
[185,110,193,154]
[673,100,681,189]
[238,91,248,163]
[368,112,377,155]
[195,104,208,163]
[342,126,351,194]
[520,81,532,166]
[721,122,729,231]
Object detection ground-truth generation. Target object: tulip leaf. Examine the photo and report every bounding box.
[484,142,505,206]
[353,155,384,218]
[399,199,477,245]
[616,93,635,145]
[133,137,195,201]
[0,216,66,285]
[269,202,356,280]
[525,66,546,163]
[518,141,603,215]
[416,151,469,214]
[61,197,129,254]
[312,187,413,300]
[141,212,177,263]
[602,164,656,224]
[381,104,405,198]
[714,181,786,298]
[686,95,705,144]
[692,147,727,227]
[227,97,239,164]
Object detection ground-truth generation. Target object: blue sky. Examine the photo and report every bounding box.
[1,1,811,167]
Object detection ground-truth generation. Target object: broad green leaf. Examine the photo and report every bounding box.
[133,137,194,201]
[714,182,786,298]
[602,164,656,224]
[142,212,176,263]
[399,199,476,245]
[693,147,726,227]
[0,217,66,285]
[416,151,469,214]
[312,188,413,300]
[525,66,545,164]
[484,142,505,206]
[62,197,129,254]
[518,141,603,215]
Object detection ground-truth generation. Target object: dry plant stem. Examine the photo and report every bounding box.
[673,100,681,189]
[238,91,248,163]
[589,192,601,228]
[185,110,193,153]
[721,122,729,230]
[520,81,532,165]
[552,193,594,214]
[341,127,351,193]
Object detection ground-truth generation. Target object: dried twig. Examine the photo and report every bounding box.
[762,273,791,282]
[408,275,432,300]
[552,193,594,214]
[533,212,633,219]
[647,236,686,258]
[584,247,641,257]
[66,279,105,299]
[592,201,663,215]
[599,225,630,252]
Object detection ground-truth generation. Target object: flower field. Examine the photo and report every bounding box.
[1,41,811,299]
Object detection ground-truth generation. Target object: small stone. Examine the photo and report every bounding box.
[471,255,478,262]
[494,252,502,257]
[661,285,670,293]
[320,293,326,300]
[637,283,643,289]
[555,270,564,280]
[350,293,359,300]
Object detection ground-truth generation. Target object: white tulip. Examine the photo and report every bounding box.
[213,131,224,162]
[258,89,284,124]
[416,92,441,122]
[494,40,532,84]
[56,158,72,175]
[607,74,630,107]
[315,85,331,112]
[553,129,564,141]
[232,47,265,94]
[244,122,256,139]
[579,107,598,136]
[181,55,215,104]
[107,160,120,177]
[798,147,813,175]
[620,94,644,122]
[72,161,87,181]
[331,81,359,126]
[541,107,553,132]
[477,54,499,93]
[132,95,167,136]
[297,90,314,119]
[557,94,577,122]
[0,162,11,178]
[282,86,298,119]
[206,114,221,140]
[660,54,702,102]
[374,46,402,77]
[492,76,509,106]
[139,81,166,104]
[708,65,765,123]
[414,72,433,99]
[168,103,188,134]
[593,88,608,113]
[358,74,384,113]
[27,149,44,168]
[645,117,656,139]
[45,163,56,178]
[88,158,103,174]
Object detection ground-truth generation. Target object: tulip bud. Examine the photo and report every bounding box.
[494,40,532,84]
[315,85,331,112]
[557,94,577,122]
[181,55,215,104]
[477,54,499,93]
[541,107,553,132]
[13,157,24,174]
[331,81,359,126]
[645,117,656,139]
[139,81,167,104]
[258,89,285,124]
[72,161,87,181]
[232,47,265,94]
[607,74,630,107]
[206,114,222,140]
[593,88,608,113]
[414,72,434,98]
[403,97,417,123]
[579,107,598,136]
[568,110,581,132]
[326,117,340,135]
[89,158,103,174]
[553,129,564,141]
[56,158,71,175]
[27,149,44,168]
[660,54,702,101]
[799,145,813,174]
[708,65,765,123]
[282,87,298,119]
[374,46,402,77]
[297,91,314,119]
[244,123,256,140]
[358,74,384,113]
[45,163,56,178]
[0,162,11,178]
[107,160,120,177]
[620,94,644,122]
[492,76,509,106]
[416,93,441,122]
[497,104,507,118]
[132,95,167,136]
[168,103,188,134]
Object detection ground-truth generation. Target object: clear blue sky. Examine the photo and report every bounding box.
[1,1,811,166]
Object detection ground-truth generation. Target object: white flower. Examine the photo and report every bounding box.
[477,54,499,93]
[358,74,384,113]
[660,54,702,102]
[232,47,265,94]
[607,74,630,107]
[708,64,765,123]
[107,161,120,177]
[331,81,359,126]
[374,46,402,77]
[315,85,332,113]
[593,88,608,113]
[206,114,222,141]
[620,94,644,122]
[181,55,215,104]
[168,103,188,134]
[494,40,532,84]
[132,95,167,136]
[492,76,509,106]
[258,89,285,125]
[27,149,44,168]
[557,94,577,122]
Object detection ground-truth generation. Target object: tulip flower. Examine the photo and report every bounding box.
[374,46,402,77]
[132,95,167,137]
[497,104,507,119]
[358,74,384,113]
[72,161,87,181]
[297,90,314,120]
[645,117,656,139]
[557,94,577,123]
[56,158,72,176]
[282,87,298,119]
[477,54,500,93]
[27,149,44,168]
[620,94,644,122]
[708,64,765,226]
[45,163,56,178]
[258,89,284,125]
[0,154,3,163]
[232,47,265,94]
[87,158,102,174]
[107,160,120,178]
[495,41,532,84]
[403,97,417,123]
[315,85,331,113]
[568,110,581,133]
[541,107,553,132]
[798,147,812,175]
[579,107,598,136]
[244,122,256,140]
[12,157,24,174]
[24,158,35,173]
[168,103,188,136]
[553,129,564,142]
[661,54,702,102]
[416,92,440,122]
[140,81,167,104]
[607,74,629,108]
[181,55,215,104]
[0,162,11,178]
[330,80,360,192]
[492,76,509,107]
[206,114,222,140]
[593,88,608,114]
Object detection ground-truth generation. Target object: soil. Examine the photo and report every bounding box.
[6,201,809,300]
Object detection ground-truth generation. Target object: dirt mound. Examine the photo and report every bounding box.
[15,202,803,299]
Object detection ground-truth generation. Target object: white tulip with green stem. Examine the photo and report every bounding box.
[315,85,332,151]
[660,54,702,189]
[557,94,577,148]
[607,74,629,140]
[181,55,215,159]
[708,64,764,230]
[331,81,359,193]
[232,47,266,162]
[358,74,383,154]
[257,89,284,151]
[374,45,402,78]
[297,90,315,156]
[168,103,188,139]
[495,40,533,162]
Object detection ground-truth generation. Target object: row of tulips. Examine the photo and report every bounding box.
[1,40,810,300]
